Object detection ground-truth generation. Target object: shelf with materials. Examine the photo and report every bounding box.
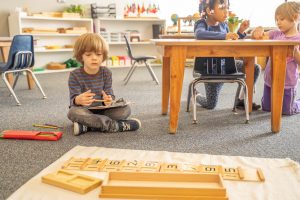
[94,17,166,68]
[8,12,93,71]
[33,63,162,74]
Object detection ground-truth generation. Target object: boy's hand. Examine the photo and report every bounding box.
[251,26,264,39]
[226,32,239,40]
[238,20,250,34]
[102,91,113,106]
[75,90,96,106]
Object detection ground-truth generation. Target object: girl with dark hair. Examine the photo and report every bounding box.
[195,0,261,110]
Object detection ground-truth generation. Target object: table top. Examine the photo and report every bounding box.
[151,39,300,46]
[159,34,194,39]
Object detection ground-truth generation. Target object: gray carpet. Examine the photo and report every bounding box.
[1,66,300,199]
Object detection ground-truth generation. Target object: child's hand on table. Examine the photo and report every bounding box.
[251,26,265,39]
[226,32,239,40]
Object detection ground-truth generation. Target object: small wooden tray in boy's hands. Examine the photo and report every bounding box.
[88,98,131,110]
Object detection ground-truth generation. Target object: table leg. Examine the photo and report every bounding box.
[162,56,170,115]
[1,47,14,86]
[243,57,255,113]
[271,47,287,133]
[26,68,35,90]
[6,74,14,86]
[169,46,187,134]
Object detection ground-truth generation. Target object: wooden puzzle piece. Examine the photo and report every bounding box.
[160,163,182,173]
[42,170,102,194]
[62,157,89,170]
[139,161,160,172]
[181,163,200,173]
[120,160,141,172]
[102,160,124,172]
[81,158,107,171]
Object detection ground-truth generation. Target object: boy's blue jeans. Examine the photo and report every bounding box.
[67,105,131,132]
[261,84,300,115]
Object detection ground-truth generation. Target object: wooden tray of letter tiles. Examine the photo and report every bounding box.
[62,157,265,182]
[99,171,228,199]
[42,170,102,194]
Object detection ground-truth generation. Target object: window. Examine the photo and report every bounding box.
[230,0,283,27]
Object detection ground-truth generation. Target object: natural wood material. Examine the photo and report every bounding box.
[151,39,300,134]
[99,172,228,199]
[62,157,265,182]
[42,170,102,194]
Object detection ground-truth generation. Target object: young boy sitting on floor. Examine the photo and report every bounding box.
[67,33,141,135]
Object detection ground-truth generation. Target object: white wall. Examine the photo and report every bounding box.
[0,0,285,36]
[230,0,284,27]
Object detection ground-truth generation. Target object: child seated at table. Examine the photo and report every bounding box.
[252,1,300,115]
[195,0,261,110]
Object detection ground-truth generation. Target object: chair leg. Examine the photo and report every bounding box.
[242,82,250,124]
[25,69,47,99]
[191,81,198,124]
[2,72,21,106]
[232,83,242,112]
[12,72,20,90]
[145,61,159,84]
[123,61,136,82]
[186,81,193,112]
[124,62,138,85]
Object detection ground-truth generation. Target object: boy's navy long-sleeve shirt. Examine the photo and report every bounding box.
[194,19,246,40]
[193,19,246,74]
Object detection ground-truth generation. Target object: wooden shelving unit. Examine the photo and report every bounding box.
[94,17,165,67]
[8,12,93,71]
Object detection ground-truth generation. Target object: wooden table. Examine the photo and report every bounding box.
[159,34,194,39]
[0,37,35,89]
[152,39,299,134]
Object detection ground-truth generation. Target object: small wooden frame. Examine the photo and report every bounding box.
[120,160,142,172]
[139,161,161,172]
[102,160,124,172]
[80,158,107,171]
[99,172,228,199]
[42,170,102,194]
[160,163,182,173]
[62,157,87,170]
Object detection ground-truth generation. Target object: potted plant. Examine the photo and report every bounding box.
[64,4,84,17]
[227,11,242,32]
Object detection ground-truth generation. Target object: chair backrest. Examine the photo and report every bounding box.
[6,35,34,70]
[124,35,134,59]
[194,57,237,75]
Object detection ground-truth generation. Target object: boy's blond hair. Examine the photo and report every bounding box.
[73,33,109,64]
[275,1,300,22]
